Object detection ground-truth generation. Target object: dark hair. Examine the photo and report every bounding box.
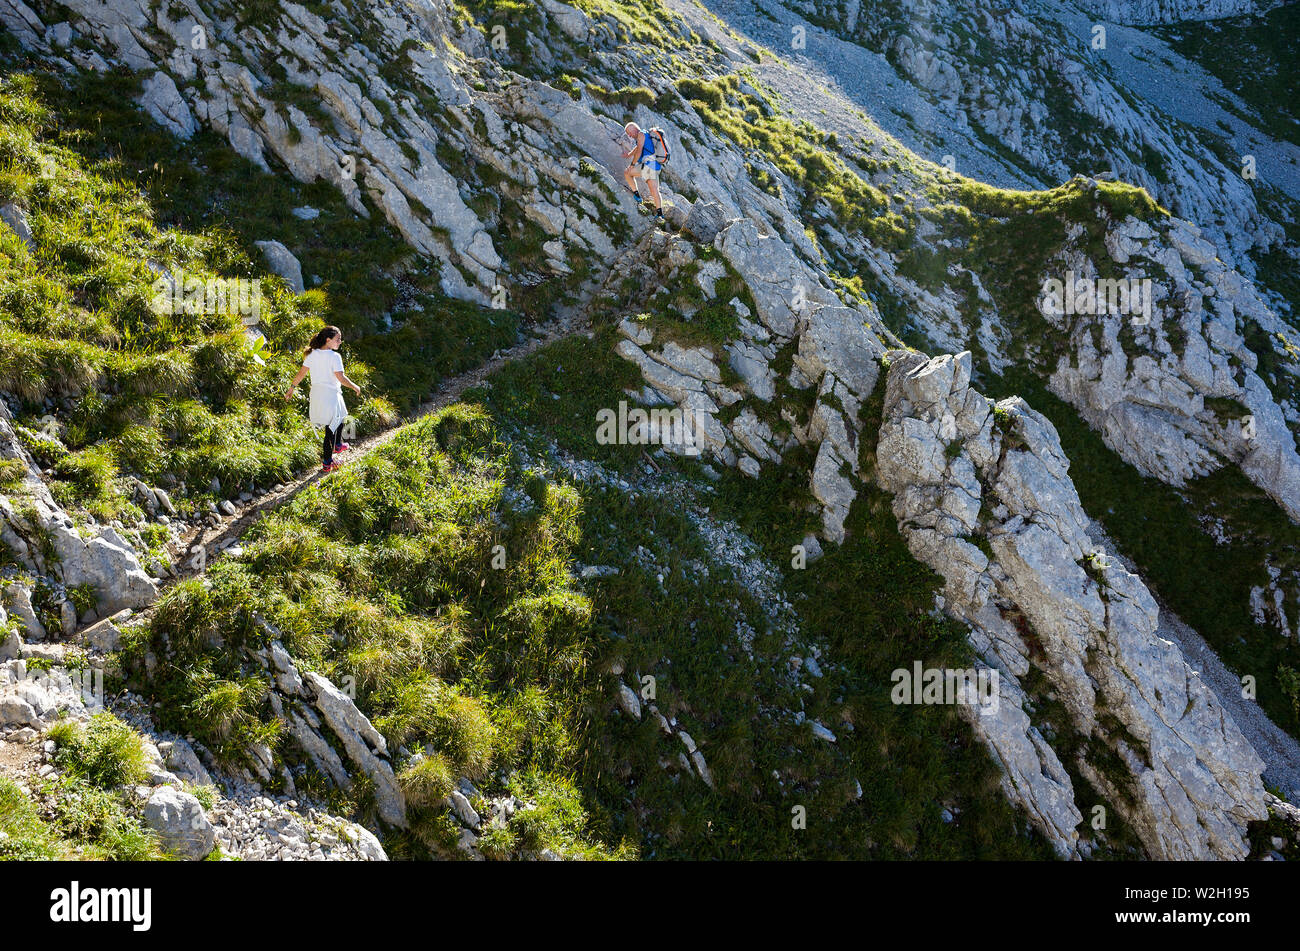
[303,325,341,359]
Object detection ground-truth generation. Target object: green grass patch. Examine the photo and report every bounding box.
[123,402,626,858]
[47,713,151,789]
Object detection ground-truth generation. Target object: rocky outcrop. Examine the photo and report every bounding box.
[609,205,1288,855]
[0,403,158,619]
[15,0,649,304]
[254,239,305,295]
[138,70,196,139]
[611,215,894,542]
[0,202,36,252]
[961,669,1083,853]
[1,622,386,861]
[613,174,1298,849]
[1076,0,1259,25]
[0,663,92,730]
[141,785,215,860]
[681,200,730,244]
[875,349,1268,859]
[244,623,407,828]
[1045,212,1300,523]
[614,190,1300,571]
[0,622,103,733]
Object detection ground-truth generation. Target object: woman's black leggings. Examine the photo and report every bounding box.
[323,422,344,466]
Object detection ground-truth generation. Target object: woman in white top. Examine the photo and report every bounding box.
[285,325,362,472]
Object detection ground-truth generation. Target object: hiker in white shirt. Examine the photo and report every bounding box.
[284,325,361,473]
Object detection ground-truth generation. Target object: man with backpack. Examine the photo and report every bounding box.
[622,121,669,221]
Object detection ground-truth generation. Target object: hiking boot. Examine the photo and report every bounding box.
[654,206,665,220]
[322,462,341,474]
[335,443,351,453]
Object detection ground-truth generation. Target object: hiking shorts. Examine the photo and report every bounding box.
[635,159,661,182]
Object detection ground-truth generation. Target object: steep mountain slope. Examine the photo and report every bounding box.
[717,0,1296,277]
[0,0,1297,861]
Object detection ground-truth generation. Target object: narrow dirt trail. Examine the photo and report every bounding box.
[79,313,589,636]
[70,207,674,639]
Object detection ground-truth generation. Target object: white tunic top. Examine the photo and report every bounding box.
[302,348,348,429]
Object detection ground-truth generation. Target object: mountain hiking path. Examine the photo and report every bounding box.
[73,314,588,639]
